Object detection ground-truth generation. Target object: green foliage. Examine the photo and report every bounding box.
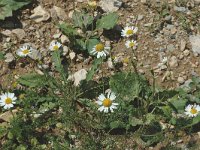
[129,117,143,127]
[169,97,187,113]
[72,11,93,30]
[58,23,77,37]
[110,121,126,129]
[51,51,64,73]
[17,73,48,88]
[96,13,118,30]
[109,72,151,99]
[0,0,32,20]
[59,11,118,56]
[87,38,99,54]
[0,51,4,60]
[86,58,102,81]
[2,5,200,149]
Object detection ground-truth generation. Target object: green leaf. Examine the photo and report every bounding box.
[192,115,200,125]
[75,39,87,51]
[58,23,77,37]
[96,13,118,30]
[1,0,31,10]
[86,58,102,81]
[72,11,83,28]
[169,97,187,113]
[16,145,27,150]
[129,117,143,127]
[154,90,178,101]
[87,38,99,54]
[110,121,125,129]
[145,113,155,125]
[160,106,172,118]
[82,14,93,28]
[18,73,47,87]
[0,0,31,20]
[0,4,12,20]
[51,51,63,73]
[72,11,93,29]
[7,131,13,139]
[0,52,4,60]
[0,126,7,138]
[109,72,151,99]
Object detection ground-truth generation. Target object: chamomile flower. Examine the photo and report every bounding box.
[16,45,32,57]
[121,26,138,37]
[91,43,110,58]
[49,41,62,51]
[185,104,200,117]
[96,91,118,113]
[125,40,137,49]
[0,92,17,109]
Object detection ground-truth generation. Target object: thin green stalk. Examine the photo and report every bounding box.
[101,57,105,93]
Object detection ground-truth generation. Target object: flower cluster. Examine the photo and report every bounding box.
[121,26,138,49]
[17,41,62,58]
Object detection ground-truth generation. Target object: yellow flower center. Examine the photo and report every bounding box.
[95,43,104,52]
[53,45,59,51]
[102,98,112,107]
[126,29,133,35]
[5,98,12,104]
[123,57,129,63]
[129,42,135,47]
[190,108,198,114]
[22,49,30,55]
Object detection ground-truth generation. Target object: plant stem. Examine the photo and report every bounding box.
[10,109,15,119]
[101,57,105,93]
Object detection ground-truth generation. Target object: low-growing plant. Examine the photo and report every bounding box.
[59,10,118,56]
[0,0,32,20]
[1,5,200,149]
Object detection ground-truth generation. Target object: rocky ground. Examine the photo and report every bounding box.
[0,0,200,148]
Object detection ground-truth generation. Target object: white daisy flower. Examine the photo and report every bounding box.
[0,92,17,109]
[121,26,138,37]
[185,104,200,117]
[96,91,118,113]
[16,45,32,57]
[91,43,110,58]
[125,40,137,49]
[49,41,62,51]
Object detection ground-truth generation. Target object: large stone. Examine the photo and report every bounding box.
[12,29,26,40]
[68,69,87,86]
[180,39,186,51]
[194,0,200,4]
[189,35,200,54]
[169,56,178,68]
[30,6,50,22]
[99,0,122,12]
[1,30,12,36]
[4,53,15,63]
[51,6,68,20]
